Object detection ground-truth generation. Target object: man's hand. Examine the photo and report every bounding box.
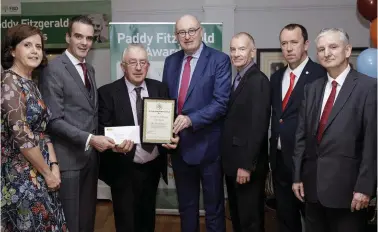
[89,135,115,152]
[351,192,370,212]
[292,182,305,202]
[236,168,250,184]
[162,135,180,150]
[112,140,134,154]
[173,115,192,134]
[112,140,134,153]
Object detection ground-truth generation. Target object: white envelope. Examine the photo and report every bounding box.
[104,126,141,144]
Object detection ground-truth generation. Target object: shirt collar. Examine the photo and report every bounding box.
[124,77,147,94]
[286,56,309,78]
[65,49,85,66]
[237,61,254,78]
[184,42,204,60]
[326,64,350,87]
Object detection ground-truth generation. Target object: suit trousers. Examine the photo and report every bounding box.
[171,154,225,232]
[59,152,99,232]
[273,150,305,232]
[305,201,367,232]
[111,157,161,232]
[225,169,266,232]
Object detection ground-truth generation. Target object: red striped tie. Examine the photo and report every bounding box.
[79,63,91,92]
[317,80,338,143]
[282,72,296,110]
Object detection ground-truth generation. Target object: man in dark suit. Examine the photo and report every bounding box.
[270,23,326,232]
[98,44,179,232]
[292,28,377,232]
[221,32,271,232]
[39,16,115,232]
[162,14,232,232]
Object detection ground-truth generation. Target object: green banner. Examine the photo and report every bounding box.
[110,22,223,212]
[1,14,110,48]
[110,22,223,82]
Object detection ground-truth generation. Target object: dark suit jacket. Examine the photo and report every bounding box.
[162,43,232,165]
[97,77,170,187]
[39,53,98,171]
[270,59,326,172]
[221,64,271,176]
[293,69,377,208]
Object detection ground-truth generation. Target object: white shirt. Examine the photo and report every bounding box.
[177,43,204,97]
[320,65,350,117]
[278,57,309,150]
[64,50,92,151]
[124,78,159,164]
[281,56,309,100]
[65,50,87,85]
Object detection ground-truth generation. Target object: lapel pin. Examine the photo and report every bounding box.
[306,71,309,74]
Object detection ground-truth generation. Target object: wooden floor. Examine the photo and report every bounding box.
[94,200,277,232]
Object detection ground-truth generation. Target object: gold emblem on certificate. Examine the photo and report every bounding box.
[142,98,175,144]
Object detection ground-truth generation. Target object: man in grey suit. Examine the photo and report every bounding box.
[39,15,115,232]
[292,28,377,232]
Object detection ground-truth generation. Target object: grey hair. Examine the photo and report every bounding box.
[121,43,147,61]
[315,28,350,45]
[233,32,256,47]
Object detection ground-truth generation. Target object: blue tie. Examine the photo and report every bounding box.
[233,73,241,91]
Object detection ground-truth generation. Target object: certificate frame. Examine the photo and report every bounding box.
[142,97,176,144]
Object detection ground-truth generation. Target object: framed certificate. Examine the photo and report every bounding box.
[142,97,175,144]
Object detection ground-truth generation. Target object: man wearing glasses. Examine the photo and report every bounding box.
[162,14,232,232]
[98,43,179,232]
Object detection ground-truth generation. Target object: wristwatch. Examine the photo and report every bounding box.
[50,161,59,167]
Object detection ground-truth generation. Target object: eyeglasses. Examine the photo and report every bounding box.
[176,27,200,38]
[123,60,148,68]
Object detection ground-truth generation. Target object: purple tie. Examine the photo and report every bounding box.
[233,73,241,91]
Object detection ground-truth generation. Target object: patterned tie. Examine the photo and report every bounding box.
[317,80,338,143]
[79,63,91,92]
[135,87,154,152]
[282,72,296,110]
[233,73,241,91]
[178,56,192,114]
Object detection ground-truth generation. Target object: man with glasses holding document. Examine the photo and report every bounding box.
[98,43,179,232]
[162,14,232,232]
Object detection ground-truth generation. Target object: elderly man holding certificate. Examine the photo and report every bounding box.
[98,43,179,232]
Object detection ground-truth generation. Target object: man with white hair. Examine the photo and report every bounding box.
[98,43,179,232]
[292,28,377,232]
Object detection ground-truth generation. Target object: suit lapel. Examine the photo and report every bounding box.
[229,64,256,106]
[282,61,314,116]
[184,45,210,102]
[275,68,285,118]
[313,78,327,132]
[116,78,136,125]
[145,79,158,98]
[172,51,185,99]
[322,70,357,133]
[62,53,94,108]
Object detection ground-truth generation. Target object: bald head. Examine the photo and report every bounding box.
[175,14,200,32]
[175,14,203,55]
